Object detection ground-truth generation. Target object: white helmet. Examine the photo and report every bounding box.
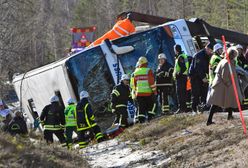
[158,53,167,60]
[121,74,130,81]
[135,61,140,68]
[236,44,243,50]
[213,43,223,53]
[67,98,76,104]
[50,95,59,103]
[80,91,89,99]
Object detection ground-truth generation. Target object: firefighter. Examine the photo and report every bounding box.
[40,96,66,145]
[7,111,28,136]
[133,56,157,123]
[111,74,133,128]
[173,44,188,113]
[64,98,78,150]
[156,53,173,114]
[76,91,104,149]
[236,44,248,71]
[209,43,223,86]
[189,43,213,113]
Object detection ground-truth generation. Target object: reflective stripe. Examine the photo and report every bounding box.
[112,90,120,97]
[116,104,127,108]
[95,133,104,140]
[44,125,61,130]
[152,103,156,113]
[113,29,124,37]
[116,25,129,34]
[138,114,146,118]
[148,111,156,115]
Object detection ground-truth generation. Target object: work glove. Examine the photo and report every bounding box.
[202,78,208,83]
[112,109,116,114]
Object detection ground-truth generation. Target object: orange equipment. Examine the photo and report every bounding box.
[91,18,135,46]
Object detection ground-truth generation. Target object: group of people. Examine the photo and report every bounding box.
[0,100,28,136]
[110,42,248,129]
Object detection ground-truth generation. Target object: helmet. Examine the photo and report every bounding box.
[236,44,243,50]
[158,53,167,60]
[67,98,76,104]
[50,95,59,103]
[213,43,223,52]
[121,74,130,81]
[80,91,89,99]
[138,56,148,65]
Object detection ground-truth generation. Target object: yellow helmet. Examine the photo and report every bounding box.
[138,56,148,65]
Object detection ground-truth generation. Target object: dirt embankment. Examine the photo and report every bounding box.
[0,133,89,168]
[121,114,248,168]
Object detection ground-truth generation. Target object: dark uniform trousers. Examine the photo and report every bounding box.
[44,129,66,144]
[78,125,103,149]
[158,87,170,113]
[65,126,77,149]
[137,96,156,123]
[191,76,208,112]
[207,105,235,123]
[113,107,129,127]
[176,75,187,111]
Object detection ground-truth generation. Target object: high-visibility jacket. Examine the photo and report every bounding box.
[40,103,65,131]
[173,53,189,79]
[76,98,97,131]
[64,104,77,127]
[209,54,222,85]
[91,18,135,46]
[133,66,156,96]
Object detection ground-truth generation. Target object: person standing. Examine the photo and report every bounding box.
[189,43,213,113]
[76,91,104,149]
[209,43,223,86]
[64,98,78,150]
[156,53,173,114]
[173,44,189,113]
[207,47,243,125]
[40,95,66,145]
[111,74,133,128]
[133,56,157,123]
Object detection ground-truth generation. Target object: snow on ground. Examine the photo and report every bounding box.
[80,139,171,168]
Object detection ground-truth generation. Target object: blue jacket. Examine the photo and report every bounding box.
[189,49,210,80]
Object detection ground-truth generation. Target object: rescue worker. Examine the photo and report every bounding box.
[189,43,213,113]
[111,74,133,128]
[130,61,140,100]
[236,44,248,108]
[133,56,157,123]
[8,111,28,136]
[156,53,173,114]
[91,12,135,46]
[209,43,223,86]
[236,44,248,71]
[76,91,104,149]
[173,44,188,113]
[64,98,78,150]
[40,95,66,145]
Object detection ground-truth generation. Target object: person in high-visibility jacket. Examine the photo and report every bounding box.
[111,74,133,128]
[76,91,104,149]
[64,98,78,150]
[133,56,157,123]
[91,13,135,46]
[173,44,189,113]
[40,96,66,146]
[209,43,223,86]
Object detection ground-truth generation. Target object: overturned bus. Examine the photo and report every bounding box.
[12,12,248,123]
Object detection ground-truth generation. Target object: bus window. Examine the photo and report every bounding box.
[65,46,114,110]
[113,27,176,74]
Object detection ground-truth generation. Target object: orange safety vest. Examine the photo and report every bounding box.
[91,18,135,46]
